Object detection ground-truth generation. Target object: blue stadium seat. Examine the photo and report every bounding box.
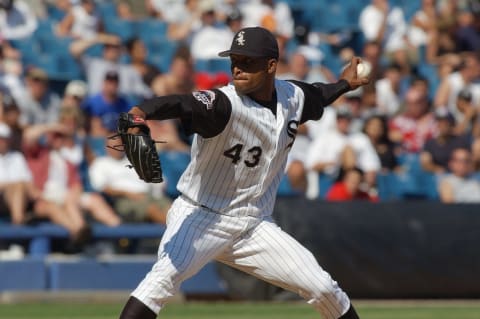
[86,136,107,157]
[136,19,168,43]
[36,35,72,55]
[310,1,357,33]
[96,1,117,20]
[377,172,401,201]
[56,53,83,79]
[277,174,302,197]
[33,54,59,78]
[146,39,178,71]
[85,43,104,57]
[34,18,56,38]
[45,5,67,22]
[318,173,334,199]
[10,36,41,58]
[206,59,231,74]
[159,151,191,198]
[103,17,135,42]
[417,63,440,101]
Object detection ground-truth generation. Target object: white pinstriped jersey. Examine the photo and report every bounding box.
[177,79,305,217]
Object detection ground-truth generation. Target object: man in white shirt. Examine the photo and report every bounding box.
[0,122,33,224]
[89,133,171,224]
[307,106,381,188]
[359,0,408,54]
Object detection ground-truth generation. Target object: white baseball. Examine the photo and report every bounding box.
[356,61,372,78]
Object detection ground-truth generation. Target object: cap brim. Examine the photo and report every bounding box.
[218,49,274,58]
[218,50,232,57]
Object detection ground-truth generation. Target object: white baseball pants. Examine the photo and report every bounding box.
[132,197,350,319]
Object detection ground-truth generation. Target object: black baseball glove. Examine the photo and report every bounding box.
[111,112,163,183]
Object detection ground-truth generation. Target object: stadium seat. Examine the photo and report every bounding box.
[10,36,41,58]
[136,19,168,43]
[36,35,72,56]
[318,173,334,200]
[33,54,59,78]
[34,18,56,38]
[103,17,135,42]
[45,5,67,22]
[159,151,191,199]
[96,1,118,20]
[206,59,231,74]
[56,53,83,79]
[145,38,178,71]
[277,174,302,197]
[417,63,440,100]
[310,1,357,33]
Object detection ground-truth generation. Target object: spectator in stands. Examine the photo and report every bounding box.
[81,70,130,137]
[62,79,88,110]
[341,88,367,134]
[326,167,378,202]
[190,1,233,61]
[57,105,87,166]
[55,0,103,40]
[406,0,439,63]
[240,0,294,40]
[0,0,38,40]
[307,107,353,179]
[153,0,202,42]
[389,87,437,154]
[453,8,480,53]
[151,45,196,96]
[361,40,383,83]
[277,51,329,84]
[438,147,480,203]
[0,122,32,224]
[22,123,121,241]
[452,89,479,136]
[115,0,149,20]
[125,37,161,88]
[0,94,22,151]
[307,106,381,189]
[434,53,480,112]
[363,114,399,172]
[359,0,408,57]
[420,108,471,174]
[375,62,403,116]
[14,67,61,127]
[0,45,23,99]
[224,6,243,35]
[69,33,152,99]
[88,130,171,224]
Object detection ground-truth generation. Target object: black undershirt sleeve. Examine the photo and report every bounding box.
[288,79,351,123]
[137,89,232,138]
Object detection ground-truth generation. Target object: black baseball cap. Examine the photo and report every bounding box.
[457,89,472,101]
[105,70,119,81]
[218,27,279,59]
[434,108,455,124]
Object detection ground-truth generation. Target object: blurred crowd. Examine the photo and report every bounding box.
[1,0,480,246]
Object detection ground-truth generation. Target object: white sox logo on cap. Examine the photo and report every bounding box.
[236,31,245,46]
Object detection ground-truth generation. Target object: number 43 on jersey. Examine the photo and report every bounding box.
[223,144,262,167]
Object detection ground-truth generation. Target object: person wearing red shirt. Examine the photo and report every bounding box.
[326,167,378,201]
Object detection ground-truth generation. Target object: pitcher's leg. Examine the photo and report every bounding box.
[125,199,240,317]
[218,218,355,319]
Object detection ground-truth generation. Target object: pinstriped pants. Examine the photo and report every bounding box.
[132,197,350,319]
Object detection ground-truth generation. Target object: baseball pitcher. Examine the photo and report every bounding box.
[117,27,369,319]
